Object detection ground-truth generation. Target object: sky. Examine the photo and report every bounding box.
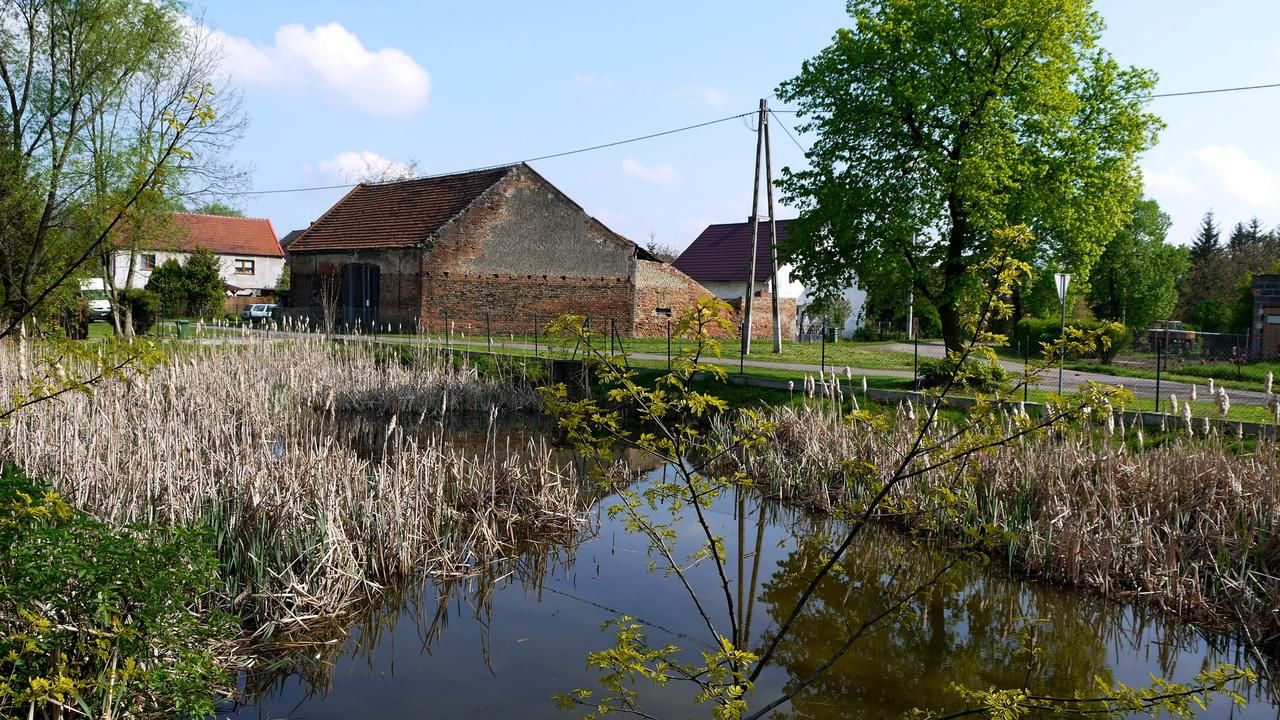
[196,1,1280,253]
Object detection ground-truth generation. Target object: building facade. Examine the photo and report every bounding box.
[110,213,285,294]
[285,163,718,336]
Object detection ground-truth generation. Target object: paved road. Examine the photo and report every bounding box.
[217,329,1272,408]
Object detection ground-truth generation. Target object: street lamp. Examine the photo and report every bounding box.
[1055,272,1072,396]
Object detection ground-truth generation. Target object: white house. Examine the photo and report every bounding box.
[110,213,285,294]
[673,218,866,338]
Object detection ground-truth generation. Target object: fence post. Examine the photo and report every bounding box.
[1154,331,1162,413]
[821,324,827,375]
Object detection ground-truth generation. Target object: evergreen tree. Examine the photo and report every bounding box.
[182,248,226,317]
[1190,211,1221,262]
[1227,221,1249,252]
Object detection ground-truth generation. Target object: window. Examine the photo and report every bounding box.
[140,253,157,271]
[234,258,255,275]
[654,307,673,317]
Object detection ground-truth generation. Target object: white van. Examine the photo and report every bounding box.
[80,278,112,321]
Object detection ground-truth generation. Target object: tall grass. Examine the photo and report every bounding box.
[715,400,1280,649]
[0,333,593,636]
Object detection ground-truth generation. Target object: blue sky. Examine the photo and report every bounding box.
[199,1,1280,252]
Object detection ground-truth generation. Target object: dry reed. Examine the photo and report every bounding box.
[0,334,592,636]
[715,402,1280,649]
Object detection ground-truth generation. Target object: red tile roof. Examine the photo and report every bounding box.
[168,213,283,258]
[673,219,793,284]
[287,165,515,253]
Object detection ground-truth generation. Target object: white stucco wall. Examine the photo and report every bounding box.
[797,280,868,338]
[699,265,806,302]
[110,251,285,292]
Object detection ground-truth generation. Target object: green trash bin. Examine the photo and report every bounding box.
[175,320,190,339]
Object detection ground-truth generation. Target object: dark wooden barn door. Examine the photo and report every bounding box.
[340,262,380,328]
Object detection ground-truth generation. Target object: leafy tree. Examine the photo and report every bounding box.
[190,202,245,217]
[775,0,1161,353]
[1192,297,1232,334]
[182,248,227,317]
[805,294,852,333]
[1087,198,1188,334]
[0,0,244,342]
[144,259,188,317]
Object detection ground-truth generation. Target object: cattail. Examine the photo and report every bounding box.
[1269,372,1275,395]
[1202,415,1211,436]
[1169,394,1178,414]
[862,376,868,395]
[1182,402,1193,435]
[788,380,794,396]
[1268,393,1280,423]
[1216,388,1230,417]
[844,366,852,380]
[1135,425,1144,449]
[906,400,916,421]
[1190,384,1197,402]
[1208,378,1215,395]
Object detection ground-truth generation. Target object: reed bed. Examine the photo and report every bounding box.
[714,401,1280,649]
[0,335,591,635]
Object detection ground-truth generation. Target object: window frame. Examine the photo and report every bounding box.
[234,258,256,275]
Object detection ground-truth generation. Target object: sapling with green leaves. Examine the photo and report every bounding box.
[542,226,1252,719]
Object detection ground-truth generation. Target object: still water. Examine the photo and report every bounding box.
[226,462,1277,719]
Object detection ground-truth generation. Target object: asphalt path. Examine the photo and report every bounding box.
[218,329,1272,407]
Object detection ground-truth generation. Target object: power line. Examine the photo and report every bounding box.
[228,111,754,197]
[770,80,1280,116]
[769,110,807,154]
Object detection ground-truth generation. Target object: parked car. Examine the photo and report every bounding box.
[241,303,277,322]
[80,278,112,321]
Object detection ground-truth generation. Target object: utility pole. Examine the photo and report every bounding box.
[763,101,782,353]
[742,99,766,357]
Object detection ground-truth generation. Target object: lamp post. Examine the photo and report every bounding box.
[1055,272,1072,396]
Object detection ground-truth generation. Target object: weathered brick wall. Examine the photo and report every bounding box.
[420,270,635,335]
[727,292,798,341]
[632,260,717,337]
[286,249,423,329]
[419,166,645,335]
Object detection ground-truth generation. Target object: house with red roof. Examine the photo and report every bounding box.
[109,213,285,295]
[286,163,720,335]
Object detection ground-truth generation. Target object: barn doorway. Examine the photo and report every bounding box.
[340,262,380,329]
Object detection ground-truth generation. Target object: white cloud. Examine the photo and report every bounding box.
[203,21,430,117]
[306,151,415,183]
[622,158,680,185]
[675,85,730,109]
[1142,166,1196,197]
[1191,144,1280,208]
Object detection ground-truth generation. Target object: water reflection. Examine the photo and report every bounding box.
[227,465,1277,719]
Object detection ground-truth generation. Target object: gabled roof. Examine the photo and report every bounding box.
[280,229,305,250]
[287,165,516,253]
[673,218,793,284]
[167,213,283,258]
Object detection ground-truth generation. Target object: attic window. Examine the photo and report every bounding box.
[654,307,672,317]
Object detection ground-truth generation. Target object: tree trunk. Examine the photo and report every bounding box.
[939,301,962,355]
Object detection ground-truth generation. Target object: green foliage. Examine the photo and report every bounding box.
[1192,297,1233,334]
[804,294,852,333]
[189,202,244,217]
[1087,198,1189,335]
[181,248,226,318]
[0,465,234,719]
[115,288,160,335]
[917,358,1008,393]
[775,0,1162,351]
[142,249,226,318]
[1016,318,1128,364]
[145,259,187,316]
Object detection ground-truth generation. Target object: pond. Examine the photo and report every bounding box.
[226,462,1277,719]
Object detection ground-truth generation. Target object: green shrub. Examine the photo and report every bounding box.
[917,357,1009,392]
[116,288,160,335]
[0,465,235,719]
[1015,317,1129,364]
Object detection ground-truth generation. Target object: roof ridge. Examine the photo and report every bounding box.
[176,211,275,223]
[362,162,522,188]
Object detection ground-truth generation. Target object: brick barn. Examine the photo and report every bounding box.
[285,163,719,336]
